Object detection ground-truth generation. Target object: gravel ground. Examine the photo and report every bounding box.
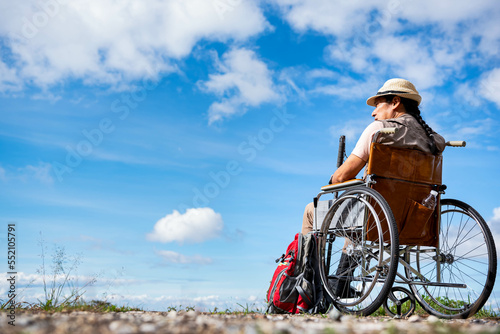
[1,310,499,334]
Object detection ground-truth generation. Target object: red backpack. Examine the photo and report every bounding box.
[266,233,325,314]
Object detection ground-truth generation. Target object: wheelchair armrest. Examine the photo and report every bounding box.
[320,179,364,193]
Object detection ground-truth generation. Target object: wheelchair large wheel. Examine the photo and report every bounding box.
[318,186,399,316]
[405,199,497,319]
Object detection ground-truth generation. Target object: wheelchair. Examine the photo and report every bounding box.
[313,128,497,319]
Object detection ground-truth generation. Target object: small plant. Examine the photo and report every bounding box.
[0,234,143,313]
[206,304,263,315]
[87,300,142,312]
[166,306,178,312]
[166,305,196,312]
[25,299,142,313]
[35,235,97,311]
[472,305,499,318]
[370,306,387,317]
[419,295,496,318]
[236,303,262,315]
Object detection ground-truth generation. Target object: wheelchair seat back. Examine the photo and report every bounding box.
[366,143,443,247]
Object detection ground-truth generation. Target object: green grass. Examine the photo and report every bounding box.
[206,303,264,315]
[236,303,264,315]
[166,305,196,312]
[13,300,142,313]
[0,234,143,314]
[34,238,97,311]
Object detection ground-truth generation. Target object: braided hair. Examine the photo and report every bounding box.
[383,95,438,155]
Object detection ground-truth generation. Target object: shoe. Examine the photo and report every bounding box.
[328,278,358,298]
[328,253,360,298]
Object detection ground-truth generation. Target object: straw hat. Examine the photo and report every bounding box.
[366,78,422,106]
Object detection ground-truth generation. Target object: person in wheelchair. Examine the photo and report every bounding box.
[301,78,446,298]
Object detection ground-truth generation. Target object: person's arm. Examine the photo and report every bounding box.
[328,121,383,184]
[329,154,366,184]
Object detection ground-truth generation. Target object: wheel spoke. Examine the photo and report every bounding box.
[319,187,398,316]
[404,200,496,318]
[454,253,489,263]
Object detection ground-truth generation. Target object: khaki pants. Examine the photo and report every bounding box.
[301,200,336,234]
[301,200,358,253]
[301,202,315,235]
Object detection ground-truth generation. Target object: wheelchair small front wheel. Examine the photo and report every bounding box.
[318,186,399,316]
[383,287,416,319]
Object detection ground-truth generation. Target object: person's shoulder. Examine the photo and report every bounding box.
[364,121,384,132]
[383,114,411,126]
[432,132,446,153]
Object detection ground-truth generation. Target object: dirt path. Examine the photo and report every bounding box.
[1,311,499,334]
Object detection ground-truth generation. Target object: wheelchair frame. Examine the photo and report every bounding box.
[312,129,497,319]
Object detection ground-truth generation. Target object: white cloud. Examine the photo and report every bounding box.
[147,207,223,243]
[487,207,500,258]
[0,162,54,184]
[487,207,500,235]
[13,271,98,287]
[200,48,282,124]
[328,43,372,73]
[0,0,268,90]
[370,34,470,90]
[0,59,22,92]
[329,118,372,143]
[272,0,500,91]
[454,83,483,108]
[0,166,6,181]
[397,0,498,27]
[19,162,54,184]
[156,250,212,265]
[82,293,265,311]
[448,118,496,140]
[306,68,337,80]
[273,0,500,45]
[271,0,381,36]
[371,36,441,89]
[310,76,378,100]
[330,34,466,91]
[479,68,500,108]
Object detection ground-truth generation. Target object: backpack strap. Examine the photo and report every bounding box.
[296,284,313,308]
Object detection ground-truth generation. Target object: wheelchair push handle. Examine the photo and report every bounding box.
[378,127,398,134]
[372,127,398,145]
[337,135,346,168]
[446,141,466,147]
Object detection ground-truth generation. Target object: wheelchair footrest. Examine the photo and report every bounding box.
[394,280,467,288]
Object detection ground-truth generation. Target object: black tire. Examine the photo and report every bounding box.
[405,199,497,318]
[383,287,416,318]
[318,186,399,316]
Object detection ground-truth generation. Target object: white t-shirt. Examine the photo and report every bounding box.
[351,121,385,162]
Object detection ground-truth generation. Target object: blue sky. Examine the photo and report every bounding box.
[1,0,499,311]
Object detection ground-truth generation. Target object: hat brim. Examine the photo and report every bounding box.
[366,93,422,107]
